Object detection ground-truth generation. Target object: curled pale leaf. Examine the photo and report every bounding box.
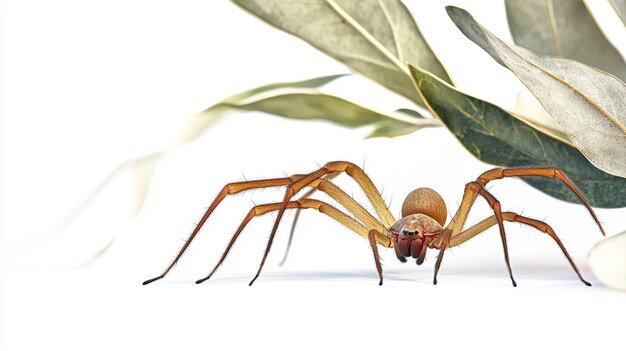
[409,64,626,208]
[447,6,626,179]
[55,75,345,237]
[505,0,626,81]
[231,0,451,106]
[589,230,626,291]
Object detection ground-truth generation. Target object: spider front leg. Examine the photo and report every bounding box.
[433,229,452,285]
[368,229,388,285]
[249,161,395,285]
[281,171,393,266]
[144,161,393,286]
[474,182,517,286]
[431,181,517,286]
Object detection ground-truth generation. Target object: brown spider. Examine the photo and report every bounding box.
[143,161,605,286]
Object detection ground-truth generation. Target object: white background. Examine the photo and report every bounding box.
[1,1,625,350]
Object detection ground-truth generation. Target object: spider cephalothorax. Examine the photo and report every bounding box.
[143,161,605,287]
[390,213,442,262]
[390,187,447,262]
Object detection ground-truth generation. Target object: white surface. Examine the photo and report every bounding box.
[1,1,625,350]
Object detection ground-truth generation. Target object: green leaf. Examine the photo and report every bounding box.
[222,90,440,134]
[366,120,421,138]
[409,65,626,208]
[589,229,626,291]
[364,108,428,137]
[231,0,451,106]
[173,74,347,146]
[447,6,626,179]
[609,0,626,26]
[395,108,425,119]
[505,0,626,81]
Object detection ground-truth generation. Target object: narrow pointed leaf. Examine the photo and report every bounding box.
[366,121,421,138]
[409,65,626,208]
[223,89,440,133]
[365,108,431,137]
[173,74,347,145]
[447,6,626,179]
[505,0,626,81]
[395,108,426,119]
[231,0,451,106]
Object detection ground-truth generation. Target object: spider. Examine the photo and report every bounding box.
[143,161,605,286]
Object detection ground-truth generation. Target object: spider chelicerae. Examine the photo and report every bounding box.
[143,161,605,286]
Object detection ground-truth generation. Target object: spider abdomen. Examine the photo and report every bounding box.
[401,187,447,226]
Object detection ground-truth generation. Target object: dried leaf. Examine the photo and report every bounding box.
[589,230,626,291]
[447,6,626,179]
[505,0,626,81]
[409,64,626,208]
[231,0,451,106]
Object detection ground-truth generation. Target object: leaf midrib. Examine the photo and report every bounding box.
[546,0,563,56]
[325,0,409,75]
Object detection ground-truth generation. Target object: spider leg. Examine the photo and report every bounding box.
[281,167,396,266]
[368,229,385,285]
[249,161,395,285]
[143,175,308,285]
[446,167,604,237]
[433,166,605,286]
[449,212,591,286]
[434,181,517,286]
[194,199,390,285]
[474,183,517,287]
[433,230,452,284]
[279,172,340,266]
[278,174,390,266]
[477,167,605,236]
